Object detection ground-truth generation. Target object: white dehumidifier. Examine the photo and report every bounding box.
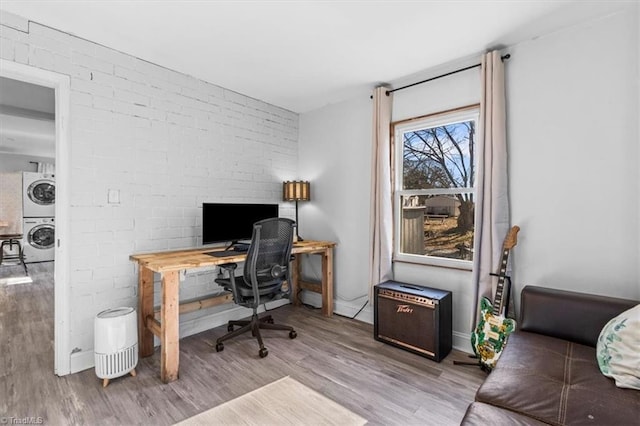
[94,307,138,387]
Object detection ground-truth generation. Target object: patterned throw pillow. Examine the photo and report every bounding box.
[596,304,640,390]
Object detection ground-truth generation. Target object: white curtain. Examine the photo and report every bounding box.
[369,86,394,298]
[470,51,511,327]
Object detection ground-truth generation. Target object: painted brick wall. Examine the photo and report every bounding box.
[1,13,299,355]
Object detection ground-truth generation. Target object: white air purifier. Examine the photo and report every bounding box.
[94,307,138,387]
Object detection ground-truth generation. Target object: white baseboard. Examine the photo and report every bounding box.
[453,331,473,354]
[69,349,95,374]
[299,290,374,322]
[335,299,374,323]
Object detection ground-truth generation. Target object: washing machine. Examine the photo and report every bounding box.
[22,217,55,263]
[23,172,55,217]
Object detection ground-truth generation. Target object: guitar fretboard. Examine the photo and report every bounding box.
[492,248,509,316]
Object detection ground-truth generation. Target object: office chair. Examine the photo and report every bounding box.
[214,217,297,358]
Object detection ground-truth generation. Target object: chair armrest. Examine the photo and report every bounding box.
[215,263,240,301]
[218,263,238,272]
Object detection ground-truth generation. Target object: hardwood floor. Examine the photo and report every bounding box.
[0,263,486,425]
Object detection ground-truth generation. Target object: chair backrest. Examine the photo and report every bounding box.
[0,173,23,235]
[243,218,295,289]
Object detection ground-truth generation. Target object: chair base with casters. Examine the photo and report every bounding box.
[0,234,28,275]
[215,311,297,358]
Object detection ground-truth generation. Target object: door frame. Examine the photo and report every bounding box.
[1,59,71,376]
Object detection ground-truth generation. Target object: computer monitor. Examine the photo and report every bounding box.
[202,203,279,246]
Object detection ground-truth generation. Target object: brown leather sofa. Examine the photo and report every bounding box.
[461,285,639,425]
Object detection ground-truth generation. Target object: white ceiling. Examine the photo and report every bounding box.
[0,1,630,113]
[0,77,55,114]
[0,77,55,157]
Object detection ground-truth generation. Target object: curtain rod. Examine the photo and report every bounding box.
[371,53,511,98]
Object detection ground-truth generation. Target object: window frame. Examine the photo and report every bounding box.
[392,105,480,270]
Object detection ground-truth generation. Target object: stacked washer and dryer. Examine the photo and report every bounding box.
[22,172,55,263]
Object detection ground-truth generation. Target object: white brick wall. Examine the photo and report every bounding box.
[1,11,299,355]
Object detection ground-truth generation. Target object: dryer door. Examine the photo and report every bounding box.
[27,179,56,206]
[28,224,55,249]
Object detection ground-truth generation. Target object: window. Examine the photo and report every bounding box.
[393,106,479,268]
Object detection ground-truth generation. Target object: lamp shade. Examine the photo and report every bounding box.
[283,181,310,201]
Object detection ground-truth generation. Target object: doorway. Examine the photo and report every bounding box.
[0,59,71,376]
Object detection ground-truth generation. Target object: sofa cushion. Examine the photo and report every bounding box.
[461,402,550,425]
[597,303,640,390]
[475,331,640,425]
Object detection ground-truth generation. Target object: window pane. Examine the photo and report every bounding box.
[402,120,475,190]
[400,194,474,261]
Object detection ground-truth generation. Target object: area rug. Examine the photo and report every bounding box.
[176,376,367,426]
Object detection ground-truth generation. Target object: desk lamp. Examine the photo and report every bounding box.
[283,180,310,241]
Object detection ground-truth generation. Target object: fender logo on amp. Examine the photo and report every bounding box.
[396,304,413,313]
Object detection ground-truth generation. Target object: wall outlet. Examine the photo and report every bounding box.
[107,189,120,204]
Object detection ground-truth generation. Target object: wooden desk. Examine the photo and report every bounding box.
[129,239,336,383]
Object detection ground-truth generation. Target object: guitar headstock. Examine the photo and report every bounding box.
[503,226,520,250]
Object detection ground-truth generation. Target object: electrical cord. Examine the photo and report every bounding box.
[298,256,368,302]
[298,258,369,303]
[351,299,369,319]
[334,299,369,320]
[295,257,371,316]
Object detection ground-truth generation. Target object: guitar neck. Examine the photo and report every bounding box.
[492,248,510,316]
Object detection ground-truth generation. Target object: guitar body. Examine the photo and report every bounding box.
[471,296,517,370]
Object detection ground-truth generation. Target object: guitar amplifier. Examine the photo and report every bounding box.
[374,281,452,362]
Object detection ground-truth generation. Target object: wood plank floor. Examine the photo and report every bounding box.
[0,263,486,425]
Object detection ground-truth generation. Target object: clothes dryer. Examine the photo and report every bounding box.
[22,217,55,263]
[23,172,55,217]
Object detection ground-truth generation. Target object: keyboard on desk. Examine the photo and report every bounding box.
[205,250,241,258]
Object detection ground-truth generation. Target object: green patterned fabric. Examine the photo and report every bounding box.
[596,304,640,390]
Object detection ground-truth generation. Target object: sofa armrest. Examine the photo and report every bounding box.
[519,285,638,347]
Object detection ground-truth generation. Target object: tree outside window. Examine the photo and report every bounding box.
[394,107,478,265]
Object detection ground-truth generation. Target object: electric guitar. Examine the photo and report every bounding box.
[471,226,520,371]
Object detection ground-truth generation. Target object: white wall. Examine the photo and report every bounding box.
[0,12,299,370]
[298,5,639,352]
[298,95,373,315]
[508,8,639,301]
[0,153,54,172]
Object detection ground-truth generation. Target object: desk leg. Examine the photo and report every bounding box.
[160,270,180,383]
[321,247,334,317]
[138,266,155,357]
[291,255,300,306]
